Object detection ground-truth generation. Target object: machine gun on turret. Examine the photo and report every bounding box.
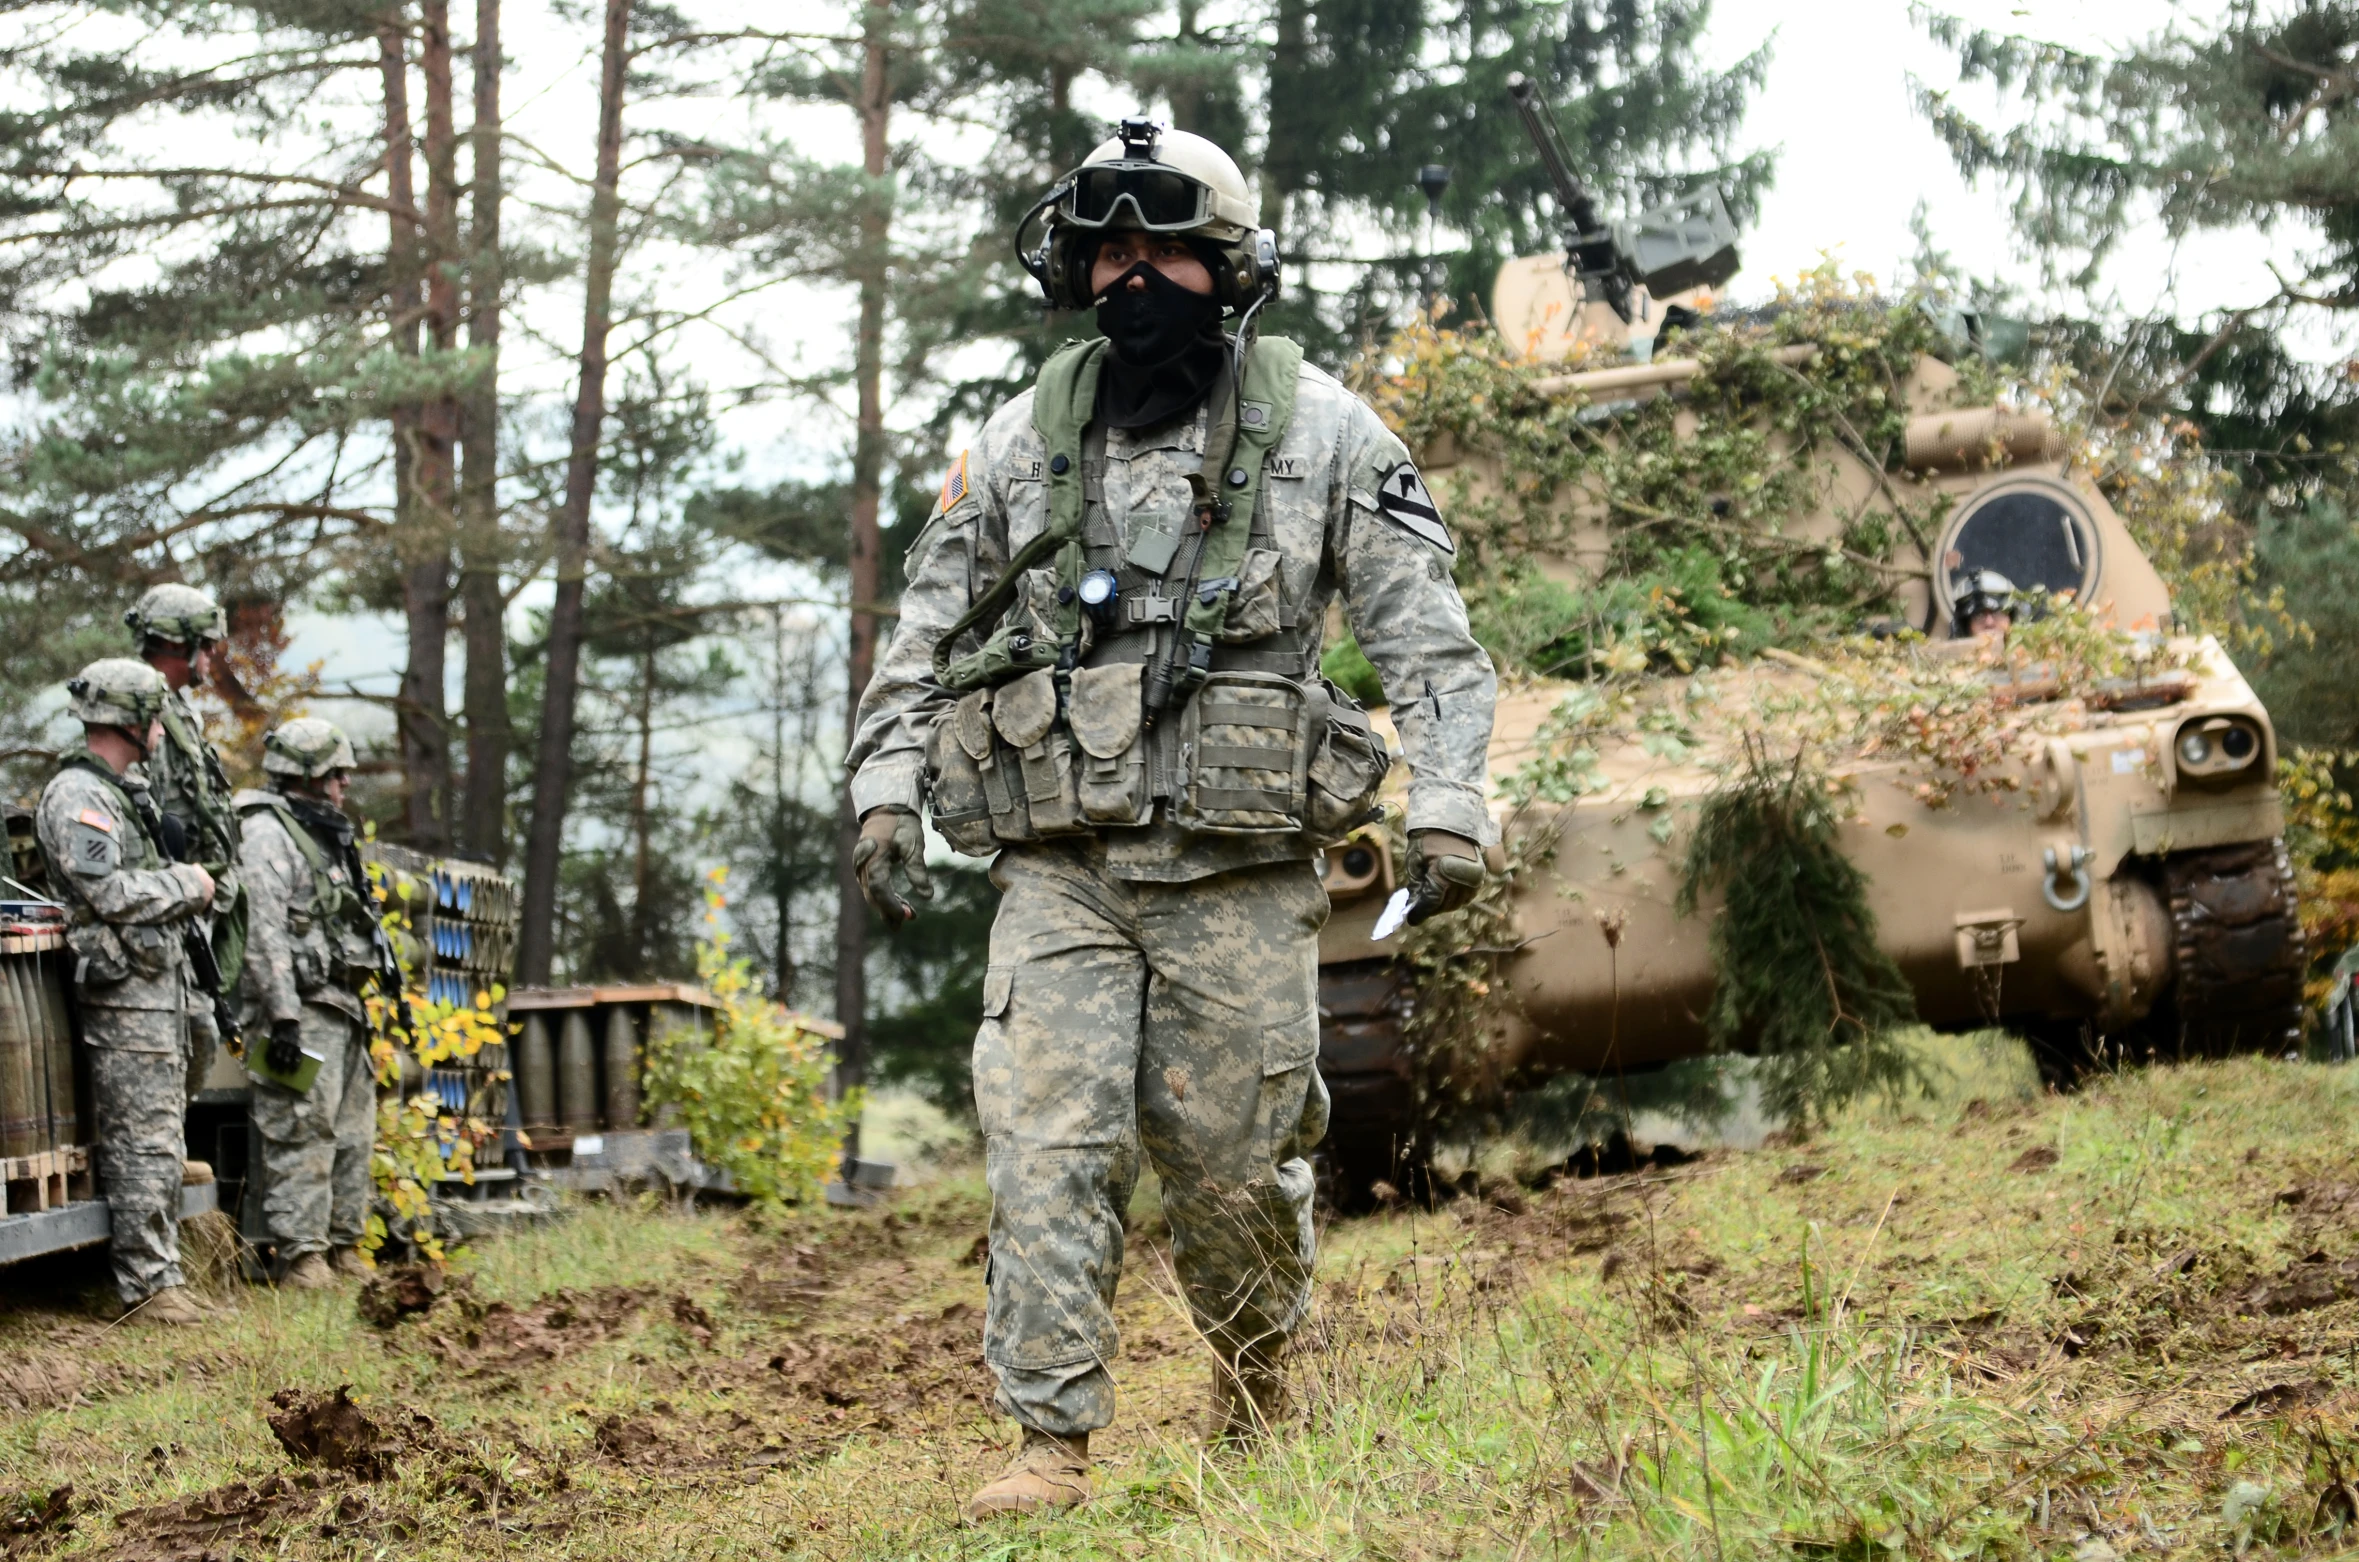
[1505,71,1742,323]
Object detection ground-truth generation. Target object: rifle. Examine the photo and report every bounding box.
[129,785,242,1058]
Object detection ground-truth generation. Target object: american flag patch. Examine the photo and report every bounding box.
[938,450,969,514]
[77,809,113,833]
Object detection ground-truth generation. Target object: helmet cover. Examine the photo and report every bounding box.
[66,658,170,729]
[125,583,228,649]
[262,717,356,779]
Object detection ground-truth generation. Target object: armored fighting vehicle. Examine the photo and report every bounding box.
[1314,80,2303,1192]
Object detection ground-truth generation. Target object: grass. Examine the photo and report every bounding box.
[8,1039,2359,1558]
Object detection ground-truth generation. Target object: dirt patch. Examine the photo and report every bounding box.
[0,1353,83,1412]
[762,1300,990,1418]
[105,1473,322,1562]
[2,1486,72,1557]
[734,1244,836,1317]
[593,1414,666,1465]
[427,1285,650,1376]
[266,1387,439,1481]
[356,1264,458,1328]
[2245,1253,2359,1316]
[2008,1145,2060,1174]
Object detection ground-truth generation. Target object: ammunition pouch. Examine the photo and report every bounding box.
[923,668,1390,852]
[68,920,134,987]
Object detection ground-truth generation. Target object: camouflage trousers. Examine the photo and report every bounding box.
[976,846,1331,1437]
[85,1008,193,1306]
[249,1004,373,1260]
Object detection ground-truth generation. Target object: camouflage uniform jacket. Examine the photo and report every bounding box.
[847,352,1497,881]
[236,790,374,1027]
[151,686,241,873]
[35,758,212,1021]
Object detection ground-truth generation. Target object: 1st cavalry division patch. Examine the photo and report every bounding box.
[1374,462,1453,555]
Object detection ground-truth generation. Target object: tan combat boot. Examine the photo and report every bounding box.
[282,1253,336,1291]
[328,1246,371,1279]
[1208,1357,1289,1444]
[124,1286,206,1326]
[963,1430,1091,1522]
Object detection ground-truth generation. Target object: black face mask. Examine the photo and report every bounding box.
[1094,260,1227,430]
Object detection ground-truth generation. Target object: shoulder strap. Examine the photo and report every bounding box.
[933,339,1109,690]
[241,792,335,905]
[159,697,237,858]
[1150,336,1304,715]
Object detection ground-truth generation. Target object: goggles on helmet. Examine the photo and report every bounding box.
[1056,162,1217,232]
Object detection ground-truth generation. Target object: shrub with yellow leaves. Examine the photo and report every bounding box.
[642,869,859,1209]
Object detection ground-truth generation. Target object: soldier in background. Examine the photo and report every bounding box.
[236,719,382,1287]
[38,659,218,1324]
[126,584,246,1088]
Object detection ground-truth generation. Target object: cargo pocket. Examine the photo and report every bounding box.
[925,689,1000,856]
[972,965,1014,1139]
[1067,662,1150,826]
[994,667,1085,837]
[1176,672,1308,834]
[1215,548,1286,643]
[1304,686,1394,847]
[1260,1016,1323,1164]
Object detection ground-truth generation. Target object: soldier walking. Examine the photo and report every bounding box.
[125,584,247,1087]
[236,719,382,1287]
[847,118,1496,1518]
[38,660,219,1325]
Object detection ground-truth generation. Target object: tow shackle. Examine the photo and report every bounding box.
[2041,844,2094,913]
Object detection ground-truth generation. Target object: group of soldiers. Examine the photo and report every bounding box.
[38,585,389,1324]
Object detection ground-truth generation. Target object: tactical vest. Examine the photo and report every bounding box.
[922,336,1391,855]
[44,756,181,987]
[237,793,374,995]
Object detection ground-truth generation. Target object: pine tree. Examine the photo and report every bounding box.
[1917,4,2359,489]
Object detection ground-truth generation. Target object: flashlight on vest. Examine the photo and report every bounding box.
[1078,568,1119,624]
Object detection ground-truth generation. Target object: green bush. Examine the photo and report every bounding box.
[643,870,862,1206]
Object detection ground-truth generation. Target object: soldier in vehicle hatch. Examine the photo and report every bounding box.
[236,719,383,1288]
[37,659,219,1325]
[846,117,1497,1520]
[126,583,246,1082]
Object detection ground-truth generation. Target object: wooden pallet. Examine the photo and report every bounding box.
[2,1145,90,1215]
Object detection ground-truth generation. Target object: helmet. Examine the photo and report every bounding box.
[1951,568,2019,634]
[262,717,356,779]
[66,658,170,729]
[1018,118,1281,312]
[125,584,227,649]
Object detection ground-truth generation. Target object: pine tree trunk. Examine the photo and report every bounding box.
[397,0,461,851]
[629,639,654,967]
[1261,0,1305,234]
[517,0,631,986]
[834,0,891,1141]
[458,0,509,864]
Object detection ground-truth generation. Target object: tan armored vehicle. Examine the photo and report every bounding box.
[1314,83,2303,1190]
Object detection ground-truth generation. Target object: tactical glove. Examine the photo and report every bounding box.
[852,807,934,927]
[1404,830,1485,925]
[266,1018,304,1076]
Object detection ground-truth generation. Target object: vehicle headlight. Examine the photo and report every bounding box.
[2172,716,2265,783]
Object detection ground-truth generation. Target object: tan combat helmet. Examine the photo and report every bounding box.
[66,658,170,730]
[1018,117,1279,313]
[125,583,227,649]
[262,717,355,780]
